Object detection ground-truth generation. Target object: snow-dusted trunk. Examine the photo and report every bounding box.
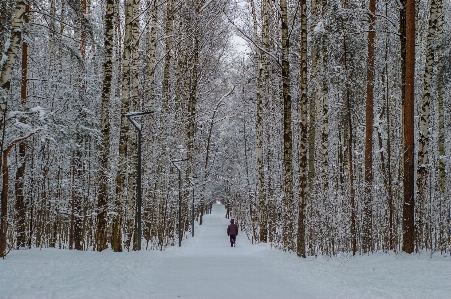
[319,0,329,193]
[114,0,135,252]
[131,0,140,110]
[436,44,445,251]
[96,0,114,252]
[296,0,308,258]
[417,0,442,251]
[436,72,445,199]
[145,0,158,107]
[70,0,88,251]
[15,2,30,249]
[307,0,319,255]
[111,0,123,252]
[363,0,376,253]
[0,0,27,169]
[343,36,356,256]
[401,0,415,254]
[143,0,158,248]
[280,0,294,251]
[0,0,27,98]
[258,0,270,243]
[185,1,200,235]
[130,0,140,251]
[156,0,175,248]
[248,0,266,243]
[385,66,394,250]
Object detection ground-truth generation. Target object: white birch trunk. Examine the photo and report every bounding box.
[0,0,27,105]
[114,0,134,251]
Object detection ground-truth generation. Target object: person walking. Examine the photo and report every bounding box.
[227,219,238,247]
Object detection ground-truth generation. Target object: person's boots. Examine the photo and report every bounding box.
[231,243,233,247]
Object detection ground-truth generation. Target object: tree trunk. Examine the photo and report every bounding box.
[130,0,140,251]
[319,0,329,193]
[343,37,356,256]
[297,0,308,258]
[363,0,375,253]
[114,0,135,252]
[307,0,320,255]
[435,1,445,251]
[96,0,114,252]
[0,0,27,100]
[417,0,442,253]
[15,2,30,249]
[248,0,266,243]
[155,0,175,248]
[401,0,415,254]
[145,0,158,108]
[280,0,293,251]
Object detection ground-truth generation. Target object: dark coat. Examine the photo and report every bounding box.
[227,219,238,236]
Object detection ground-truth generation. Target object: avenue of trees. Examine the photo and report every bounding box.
[0,0,450,258]
[222,0,450,257]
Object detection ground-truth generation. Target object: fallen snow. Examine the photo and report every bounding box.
[1,204,450,299]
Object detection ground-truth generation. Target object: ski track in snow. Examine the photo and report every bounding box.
[1,204,450,299]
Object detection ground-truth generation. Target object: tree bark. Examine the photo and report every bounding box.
[343,36,356,256]
[363,0,376,253]
[248,0,266,243]
[417,0,442,252]
[296,0,308,258]
[401,0,415,254]
[0,0,27,97]
[96,0,114,252]
[145,0,158,108]
[130,0,140,251]
[15,2,30,249]
[280,0,294,251]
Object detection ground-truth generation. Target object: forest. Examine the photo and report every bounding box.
[0,0,450,259]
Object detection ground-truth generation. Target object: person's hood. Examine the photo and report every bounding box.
[230,219,235,224]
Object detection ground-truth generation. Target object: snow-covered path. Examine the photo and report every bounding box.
[149,204,307,299]
[1,204,450,299]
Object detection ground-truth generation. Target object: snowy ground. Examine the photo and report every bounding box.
[1,204,450,299]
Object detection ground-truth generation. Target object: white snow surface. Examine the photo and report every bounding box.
[1,204,450,299]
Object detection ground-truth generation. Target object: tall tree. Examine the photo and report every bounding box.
[96,0,115,252]
[401,0,415,254]
[296,0,308,258]
[280,0,294,251]
[1,0,28,257]
[248,0,266,243]
[363,0,376,253]
[146,0,158,107]
[417,0,443,249]
[130,0,140,251]
[113,0,135,252]
[15,2,30,249]
[435,0,446,252]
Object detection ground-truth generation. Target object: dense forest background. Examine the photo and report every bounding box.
[0,0,450,258]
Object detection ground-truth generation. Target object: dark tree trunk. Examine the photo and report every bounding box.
[401,0,415,254]
[15,3,30,250]
[363,0,376,253]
